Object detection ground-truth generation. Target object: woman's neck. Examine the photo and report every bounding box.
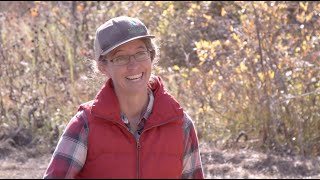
[116,89,149,121]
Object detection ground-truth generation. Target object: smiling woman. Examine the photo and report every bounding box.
[43,16,204,179]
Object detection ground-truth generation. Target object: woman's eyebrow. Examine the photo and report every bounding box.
[111,45,147,57]
[110,49,123,57]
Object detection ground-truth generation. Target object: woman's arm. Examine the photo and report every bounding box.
[181,113,204,179]
[43,110,89,179]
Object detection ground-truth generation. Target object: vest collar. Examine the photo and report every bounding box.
[91,76,184,125]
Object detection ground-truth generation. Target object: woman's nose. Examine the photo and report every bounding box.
[127,55,138,68]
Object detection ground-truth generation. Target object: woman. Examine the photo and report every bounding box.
[43,16,204,179]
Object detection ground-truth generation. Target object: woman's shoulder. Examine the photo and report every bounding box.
[78,100,95,110]
[181,111,195,129]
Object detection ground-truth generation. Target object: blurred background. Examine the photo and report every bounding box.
[0,1,319,161]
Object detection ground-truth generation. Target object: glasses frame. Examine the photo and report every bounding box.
[101,50,153,66]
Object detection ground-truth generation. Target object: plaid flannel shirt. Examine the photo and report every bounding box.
[43,91,204,179]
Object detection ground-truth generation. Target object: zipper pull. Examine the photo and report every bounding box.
[137,139,140,148]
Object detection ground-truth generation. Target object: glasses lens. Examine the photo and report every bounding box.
[110,51,150,66]
[113,56,130,65]
[135,51,149,61]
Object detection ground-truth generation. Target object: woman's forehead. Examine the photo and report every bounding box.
[108,39,146,56]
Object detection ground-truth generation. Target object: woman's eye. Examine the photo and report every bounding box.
[115,57,127,62]
[136,52,147,58]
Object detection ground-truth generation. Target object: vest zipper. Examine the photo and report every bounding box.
[136,116,180,178]
[95,114,181,178]
[95,115,142,178]
[135,118,178,179]
[136,138,140,179]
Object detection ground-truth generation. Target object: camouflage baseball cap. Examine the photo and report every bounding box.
[94,16,155,61]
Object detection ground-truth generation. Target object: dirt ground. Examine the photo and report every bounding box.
[0,142,320,179]
[199,143,320,179]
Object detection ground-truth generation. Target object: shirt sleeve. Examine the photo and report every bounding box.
[43,110,89,179]
[181,112,204,179]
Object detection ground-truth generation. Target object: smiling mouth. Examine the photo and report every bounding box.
[126,73,143,80]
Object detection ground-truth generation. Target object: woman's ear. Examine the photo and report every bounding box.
[97,61,111,77]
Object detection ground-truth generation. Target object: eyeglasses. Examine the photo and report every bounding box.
[102,50,152,66]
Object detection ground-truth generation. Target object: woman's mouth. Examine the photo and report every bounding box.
[126,73,143,81]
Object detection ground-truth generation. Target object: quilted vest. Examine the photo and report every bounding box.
[75,76,184,178]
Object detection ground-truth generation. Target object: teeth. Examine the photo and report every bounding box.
[126,73,143,80]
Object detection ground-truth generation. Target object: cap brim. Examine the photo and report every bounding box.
[101,35,155,56]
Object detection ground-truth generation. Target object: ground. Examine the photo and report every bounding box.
[0,142,320,179]
[199,143,320,179]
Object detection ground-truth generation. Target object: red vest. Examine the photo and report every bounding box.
[75,77,184,178]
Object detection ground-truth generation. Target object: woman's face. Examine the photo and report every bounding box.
[102,39,152,95]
